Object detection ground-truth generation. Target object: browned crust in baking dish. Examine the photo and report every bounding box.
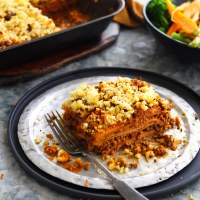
[0,0,88,50]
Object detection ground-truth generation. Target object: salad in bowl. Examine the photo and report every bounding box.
[146,0,200,48]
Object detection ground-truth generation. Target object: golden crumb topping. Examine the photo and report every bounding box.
[0,0,60,49]
[62,77,172,129]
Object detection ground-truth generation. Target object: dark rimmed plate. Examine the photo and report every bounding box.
[8,67,200,199]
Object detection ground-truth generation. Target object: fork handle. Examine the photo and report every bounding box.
[85,153,148,200]
[112,178,148,200]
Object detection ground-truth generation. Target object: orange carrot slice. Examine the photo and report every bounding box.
[176,2,190,12]
[167,23,179,36]
[166,0,176,16]
[191,10,200,23]
[171,10,198,34]
[182,0,200,22]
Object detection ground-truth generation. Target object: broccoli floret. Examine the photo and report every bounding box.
[146,0,172,32]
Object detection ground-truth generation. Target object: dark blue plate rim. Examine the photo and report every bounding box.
[8,67,200,199]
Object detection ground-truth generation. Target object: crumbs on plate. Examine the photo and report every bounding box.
[189,194,194,200]
[35,133,90,173]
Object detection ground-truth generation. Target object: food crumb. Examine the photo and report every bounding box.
[97,168,103,175]
[124,167,129,174]
[44,144,59,158]
[43,140,49,146]
[135,153,141,159]
[84,180,89,187]
[106,156,131,173]
[57,149,71,163]
[83,162,91,170]
[46,133,54,140]
[140,172,144,176]
[123,148,130,154]
[189,194,194,200]
[34,135,42,144]
[62,158,91,173]
[0,174,4,179]
[194,114,199,120]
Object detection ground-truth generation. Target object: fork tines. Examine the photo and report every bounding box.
[44,110,82,154]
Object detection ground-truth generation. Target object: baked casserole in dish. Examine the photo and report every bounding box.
[0,0,124,67]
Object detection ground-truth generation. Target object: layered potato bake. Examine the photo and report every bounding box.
[62,77,182,161]
[0,0,88,50]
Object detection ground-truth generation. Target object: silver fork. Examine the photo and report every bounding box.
[45,110,149,200]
